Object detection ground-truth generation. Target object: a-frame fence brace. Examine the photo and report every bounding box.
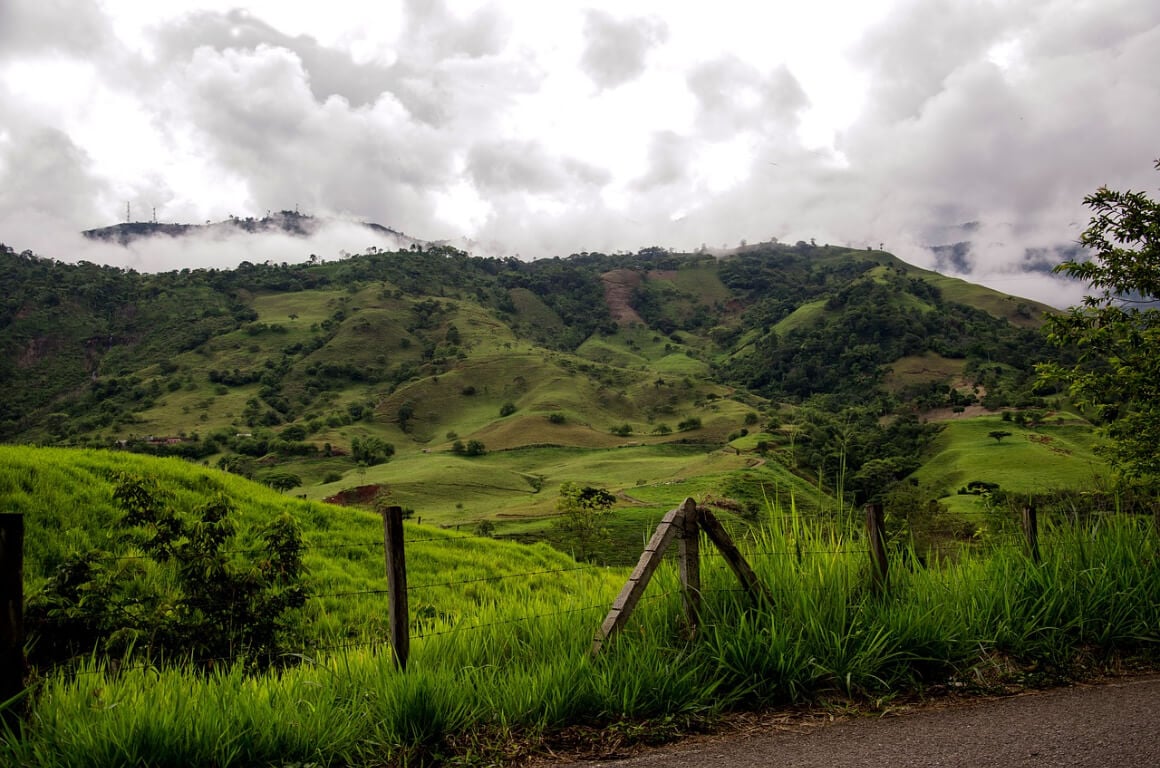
[593,498,772,654]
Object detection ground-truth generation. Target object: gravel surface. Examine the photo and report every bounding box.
[544,675,1160,767]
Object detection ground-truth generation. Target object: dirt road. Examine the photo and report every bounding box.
[548,676,1160,767]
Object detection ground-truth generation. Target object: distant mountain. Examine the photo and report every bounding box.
[82,210,422,248]
[921,221,1084,276]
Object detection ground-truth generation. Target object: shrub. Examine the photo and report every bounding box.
[26,473,308,670]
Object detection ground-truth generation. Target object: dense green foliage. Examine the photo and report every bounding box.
[719,250,1047,405]
[26,473,308,669]
[1040,160,1160,484]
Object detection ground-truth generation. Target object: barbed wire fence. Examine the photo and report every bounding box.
[0,498,1048,702]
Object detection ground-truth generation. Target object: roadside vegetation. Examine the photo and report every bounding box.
[2,486,1155,766]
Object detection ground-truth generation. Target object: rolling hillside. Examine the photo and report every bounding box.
[0,233,1093,558]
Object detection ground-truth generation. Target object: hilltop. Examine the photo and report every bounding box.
[81,209,422,248]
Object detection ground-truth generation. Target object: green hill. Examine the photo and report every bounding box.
[912,411,1110,515]
[0,237,1093,561]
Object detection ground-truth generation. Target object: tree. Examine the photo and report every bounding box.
[1039,160,1160,482]
[265,471,302,492]
[987,430,1013,444]
[351,435,394,465]
[553,482,616,562]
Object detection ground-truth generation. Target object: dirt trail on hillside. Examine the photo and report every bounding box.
[600,270,644,326]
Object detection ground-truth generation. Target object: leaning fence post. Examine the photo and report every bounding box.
[382,505,409,671]
[865,503,888,593]
[0,514,24,729]
[678,499,701,637]
[1021,504,1040,564]
[592,503,686,654]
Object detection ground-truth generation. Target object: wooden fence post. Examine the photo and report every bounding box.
[592,503,686,653]
[865,503,888,593]
[382,505,409,671]
[678,499,701,637]
[0,514,24,729]
[1022,504,1040,564]
[698,508,774,607]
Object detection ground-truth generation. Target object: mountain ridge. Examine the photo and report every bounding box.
[81,209,423,249]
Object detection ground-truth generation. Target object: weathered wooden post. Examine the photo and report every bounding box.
[382,505,409,671]
[592,502,687,654]
[678,498,701,637]
[698,509,773,607]
[865,503,888,593]
[1021,504,1040,564]
[0,514,24,729]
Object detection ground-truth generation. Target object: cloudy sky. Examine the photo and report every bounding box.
[1,0,1158,305]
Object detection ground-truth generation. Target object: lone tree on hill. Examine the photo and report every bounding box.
[1039,159,1160,483]
[554,482,616,563]
[988,430,1013,444]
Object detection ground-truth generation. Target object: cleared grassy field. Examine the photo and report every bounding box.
[773,299,827,335]
[913,414,1109,516]
[308,443,757,521]
[882,352,967,391]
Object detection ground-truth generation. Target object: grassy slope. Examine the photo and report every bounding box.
[0,446,623,639]
[882,353,968,391]
[913,414,1110,514]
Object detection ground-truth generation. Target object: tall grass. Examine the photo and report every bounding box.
[3,499,1157,766]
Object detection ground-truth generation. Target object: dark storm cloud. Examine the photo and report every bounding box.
[632,131,695,190]
[153,9,395,109]
[174,44,453,228]
[0,73,110,250]
[154,1,513,123]
[687,56,808,138]
[852,0,1012,122]
[579,10,667,89]
[0,0,113,59]
[467,139,610,193]
[0,121,106,224]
